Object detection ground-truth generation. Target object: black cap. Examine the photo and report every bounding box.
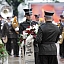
[23,8,32,16]
[60,11,64,18]
[34,14,40,18]
[44,11,54,17]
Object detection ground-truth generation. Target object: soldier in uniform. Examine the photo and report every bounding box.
[34,14,41,64]
[19,8,39,64]
[0,15,5,38]
[34,14,40,22]
[2,17,19,57]
[59,13,64,60]
[19,9,38,33]
[34,11,60,64]
[34,14,41,25]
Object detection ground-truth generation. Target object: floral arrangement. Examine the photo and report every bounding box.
[0,39,8,62]
[18,24,39,46]
[18,34,23,46]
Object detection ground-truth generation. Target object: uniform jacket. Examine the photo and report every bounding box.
[2,23,18,38]
[19,19,39,52]
[34,21,60,55]
[19,19,38,33]
[58,22,64,56]
[0,20,5,38]
[58,22,63,35]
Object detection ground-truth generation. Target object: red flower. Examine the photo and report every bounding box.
[1,52,4,54]
[25,30,31,34]
[0,46,2,48]
[20,38,23,43]
[27,26,30,28]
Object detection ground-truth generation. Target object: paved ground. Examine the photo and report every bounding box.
[7,43,64,64]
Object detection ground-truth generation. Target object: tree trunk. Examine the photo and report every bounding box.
[13,7,18,16]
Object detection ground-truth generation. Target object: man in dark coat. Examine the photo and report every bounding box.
[19,8,39,64]
[0,15,5,38]
[2,17,19,57]
[34,11,60,64]
[58,13,64,60]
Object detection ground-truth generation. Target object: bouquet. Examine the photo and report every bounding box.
[18,24,39,46]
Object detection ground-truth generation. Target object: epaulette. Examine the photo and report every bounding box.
[40,23,45,26]
[20,21,26,24]
[57,23,60,27]
[32,21,38,23]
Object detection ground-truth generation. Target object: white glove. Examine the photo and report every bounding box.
[23,31,28,39]
[15,27,19,31]
[59,35,62,38]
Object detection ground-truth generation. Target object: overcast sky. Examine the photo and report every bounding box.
[58,0,64,2]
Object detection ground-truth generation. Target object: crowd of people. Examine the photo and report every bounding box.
[0,8,64,64]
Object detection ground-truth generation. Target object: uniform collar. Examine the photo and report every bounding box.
[26,19,32,23]
[46,21,52,23]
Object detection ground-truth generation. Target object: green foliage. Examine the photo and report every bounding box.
[18,0,24,2]
[6,0,24,16]
[18,34,23,46]
[6,0,24,5]
[0,43,8,59]
[6,0,11,5]
[55,0,60,3]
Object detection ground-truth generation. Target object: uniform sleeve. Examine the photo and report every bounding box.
[19,23,24,34]
[2,24,6,37]
[34,26,43,44]
[59,24,63,35]
[55,29,60,43]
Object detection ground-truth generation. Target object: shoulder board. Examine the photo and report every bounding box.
[40,23,45,26]
[57,23,61,27]
[32,21,38,24]
[20,21,26,24]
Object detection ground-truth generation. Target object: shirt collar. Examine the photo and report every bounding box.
[46,21,52,23]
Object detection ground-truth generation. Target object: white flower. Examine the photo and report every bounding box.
[26,26,33,30]
[33,24,39,34]
[23,31,28,39]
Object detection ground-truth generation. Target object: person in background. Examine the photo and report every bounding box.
[0,15,5,38]
[34,11,60,64]
[34,14,40,21]
[19,8,39,64]
[58,13,64,61]
[2,17,19,57]
[34,14,45,26]
[39,18,45,24]
[34,14,41,25]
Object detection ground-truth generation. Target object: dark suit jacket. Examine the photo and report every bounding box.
[34,21,60,55]
[2,23,18,38]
